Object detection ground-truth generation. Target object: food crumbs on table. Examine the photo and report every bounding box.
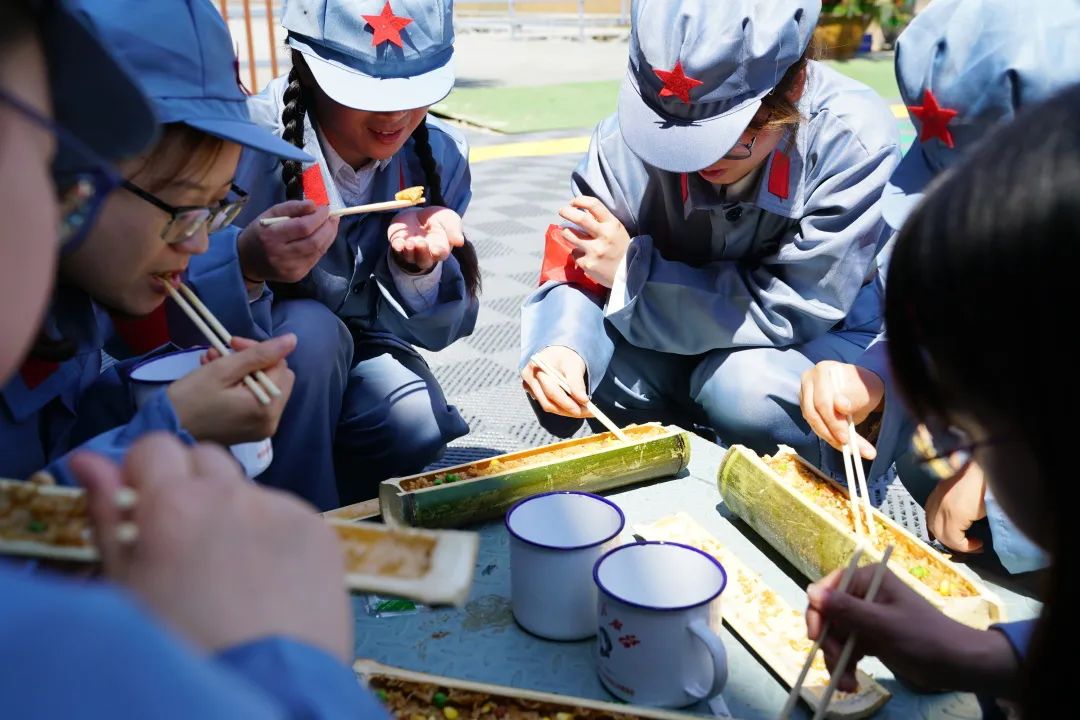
[443,707,459,720]
[433,691,448,708]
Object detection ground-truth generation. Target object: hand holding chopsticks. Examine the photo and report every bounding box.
[810,545,894,719]
[779,544,895,720]
[528,355,630,442]
[160,278,281,406]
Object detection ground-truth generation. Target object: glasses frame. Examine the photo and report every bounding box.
[723,133,759,161]
[912,422,1006,481]
[120,180,249,244]
[0,87,121,249]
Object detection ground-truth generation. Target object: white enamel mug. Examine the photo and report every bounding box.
[129,348,274,478]
[593,541,728,708]
[506,491,625,641]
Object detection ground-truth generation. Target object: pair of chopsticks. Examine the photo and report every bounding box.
[258,186,427,227]
[160,280,281,406]
[843,417,876,541]
[778,543,895,720]
[527,355,630,442]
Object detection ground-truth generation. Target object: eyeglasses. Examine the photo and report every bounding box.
[722,112,773,161]
[0,87,121,249]
[723,133,759,161]
[121,180,249,244]
[912,422,1005,481]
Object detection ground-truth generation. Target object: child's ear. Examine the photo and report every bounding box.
[785,66,808,105]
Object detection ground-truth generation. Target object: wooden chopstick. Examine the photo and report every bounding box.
[778,543,866,720]
[175,282,281,398]
[842,441,865,540]
[528,356,630,442]
[161,282,271,406]
[811,545,895,720]
[258,198,422,227]
[847,417,876,539]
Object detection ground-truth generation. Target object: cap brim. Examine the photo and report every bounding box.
[616,70,762,173]
[183,116,312,163]
[882,143,934,231]
[46,4,158,164]
[291,38,454,112]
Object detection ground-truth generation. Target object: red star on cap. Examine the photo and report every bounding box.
[653,61,703,104]
[908,89,958,149]
[362,2,413,49]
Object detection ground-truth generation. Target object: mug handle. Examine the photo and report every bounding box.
[686,619,728,700]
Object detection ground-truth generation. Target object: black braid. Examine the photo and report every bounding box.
[411,121,481,297]
[280,62,308,201]
[271,56,318,299]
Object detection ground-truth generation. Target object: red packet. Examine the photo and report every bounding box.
[539,224,607,296]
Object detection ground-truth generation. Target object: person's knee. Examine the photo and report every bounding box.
[273,300,353,391]
[691,348,809,452]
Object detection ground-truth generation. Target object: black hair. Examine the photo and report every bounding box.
[409,120,480,296]
[280,58,310,202]
[886,82,1080,719]
[278,51,480,298]
[0,1,38,48]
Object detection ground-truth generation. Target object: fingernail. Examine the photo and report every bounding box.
[114,487,138,511]
[837,395,851,411]
[115,522,139,545]
[807,585,828,606]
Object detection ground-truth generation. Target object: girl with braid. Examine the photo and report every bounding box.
[233,0,479,501]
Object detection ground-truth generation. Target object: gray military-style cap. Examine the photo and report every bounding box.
[617,0,820,173]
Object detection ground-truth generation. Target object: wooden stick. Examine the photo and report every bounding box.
[323,497,381,522]
[811,545,895,720]
[175,282,281,398]
[529,356,630,442]
[333,198,419,218]
[258,198,421,227]
[778,543,866,720]
[162,283,271,405]
[847,417,877,539]
[842,442,865,540]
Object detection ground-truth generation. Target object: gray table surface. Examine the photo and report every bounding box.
[354,436,1040,719]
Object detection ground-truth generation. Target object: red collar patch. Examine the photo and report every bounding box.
[908,89,958,149]
[302,164,329,206]
[768,151,791,201]
[653,61,703,104]
[362,2,413,49]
